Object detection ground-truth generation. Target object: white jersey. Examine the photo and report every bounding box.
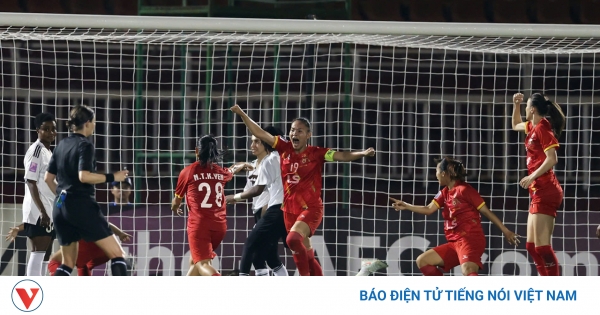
[255,151,284,208]
[23,140,55,224]
[243,159,270,213]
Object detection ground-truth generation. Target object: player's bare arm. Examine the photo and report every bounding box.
[108,223,132,242]
[26,179,51,227]
[519,148,558,189]
[512,92,527,132]
[332,147,376,162]
[79,169,129,185]
[229,161,254,174]
[478,205,520,246]
[171,196,184,216]
[230,105,275,147]
[5,223,24,242]
[389,197,439,216]
[225,185,266,205]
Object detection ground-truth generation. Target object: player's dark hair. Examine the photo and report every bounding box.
[34,112,55,129]
[196,134,225,167]
[530,93,565,138]
[262,125,284,152]
[66,105,95,131]
[292,117,311,132]
[436,157,467,182]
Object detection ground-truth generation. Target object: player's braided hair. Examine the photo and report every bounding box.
[197,134,225,167]
[262,125,284,152]
[436,157,467,182]
[66,105,95,131]
[34,112,55,129]
[530,93,566,138]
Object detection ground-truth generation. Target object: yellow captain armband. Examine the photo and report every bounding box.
[324,150,336,162]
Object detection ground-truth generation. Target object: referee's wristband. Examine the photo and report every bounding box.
[105,173,115,183]
[234,193,243,201]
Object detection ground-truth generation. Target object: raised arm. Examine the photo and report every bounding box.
[478,205,520,246]
[389,197,439,216]
[332,148,375,162]
[231,105,275,147]
[512,93,527,132]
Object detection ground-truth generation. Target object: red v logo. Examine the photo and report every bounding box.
[15,288,39,310]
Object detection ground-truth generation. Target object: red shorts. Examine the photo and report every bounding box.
[188,227,226,264]
[529,186,563,217]
[77,240,109,271]
[433,235,486,272]
[283,207,323,237]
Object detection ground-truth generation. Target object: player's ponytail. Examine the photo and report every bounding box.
[545,98,566,138]
[197,135,225,167]
[530,93,565,138]
[66,105,95,131]
[437,157,467,182]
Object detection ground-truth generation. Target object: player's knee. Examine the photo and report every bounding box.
[460,262,479,276]
[286,231,304,250]
[415,253,429,268]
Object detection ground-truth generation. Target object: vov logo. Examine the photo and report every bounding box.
[11,280,43,312]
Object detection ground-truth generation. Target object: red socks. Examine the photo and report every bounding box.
[307,249,323,276]
[535,245,560,276]
[212,273,221,276]
[47,260,60,276]
[286,231,310,276]
[527,242,560,276]
[467,272,478,276]
[526,242,548,276]
[419,265,443,276]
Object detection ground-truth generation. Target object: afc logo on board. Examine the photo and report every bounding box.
[11,279,44,312]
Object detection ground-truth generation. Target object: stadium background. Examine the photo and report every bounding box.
[1,0,599,276]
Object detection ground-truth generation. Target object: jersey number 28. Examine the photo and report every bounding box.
[198,182,224,208]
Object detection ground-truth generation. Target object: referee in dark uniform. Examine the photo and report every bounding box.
[44,105,129,276]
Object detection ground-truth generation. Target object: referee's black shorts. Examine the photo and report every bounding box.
[52,194,113,246]
[24,217,56,239]
[253,204,287,243]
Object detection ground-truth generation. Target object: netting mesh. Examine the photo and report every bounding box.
[0,26,598,276]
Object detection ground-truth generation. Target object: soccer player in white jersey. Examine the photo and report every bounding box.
[22,112,57,276]
[226,126,289,276]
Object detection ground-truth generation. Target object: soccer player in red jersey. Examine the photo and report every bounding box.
[231,105,375,276]
[512,92,566,276]
[7,222,130,276]
[171,135,237,276]
[389,157,519,276]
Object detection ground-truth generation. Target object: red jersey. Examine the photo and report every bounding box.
[524,119,561,192]
[273,136,333,215]
[432,181,485,242]
[175,162,233,230]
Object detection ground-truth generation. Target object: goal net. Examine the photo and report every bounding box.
[0,14,598,276]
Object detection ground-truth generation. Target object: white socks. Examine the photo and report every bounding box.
[273,264,289,276]
[41,261,49,276]
[26,252,46,276]
[255,268,270,276]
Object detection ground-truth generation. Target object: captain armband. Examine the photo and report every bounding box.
[324,150,336,162]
